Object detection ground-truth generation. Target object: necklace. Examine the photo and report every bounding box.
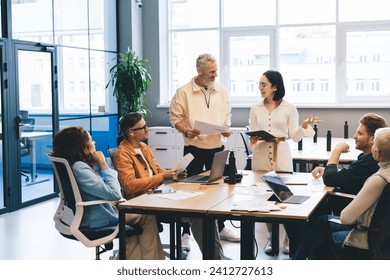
[200,88,211,108]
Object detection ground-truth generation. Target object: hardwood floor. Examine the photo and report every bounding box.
[0,198,288,260]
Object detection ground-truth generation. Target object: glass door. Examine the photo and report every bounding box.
[0,40,5,212]
[15,43,58,206]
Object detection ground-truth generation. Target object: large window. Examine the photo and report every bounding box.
[11,0,117,114]
[165,0,390,107]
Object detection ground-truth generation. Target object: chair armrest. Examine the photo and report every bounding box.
[324,186,335,193]
[331,192,356,200]
[325,186,356,199]
[328,218,342,224]
[76,199,123,207]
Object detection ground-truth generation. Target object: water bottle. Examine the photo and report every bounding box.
[326,130,332,151]
[313,124,318,143]
[228,150,237,184]
[344,121,349,139]
[298,139,303,150]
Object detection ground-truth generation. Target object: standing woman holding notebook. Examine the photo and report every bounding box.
[249,70,320,255]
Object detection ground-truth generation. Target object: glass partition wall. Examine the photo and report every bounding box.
[0,41,4,211]
[0,0,118,213]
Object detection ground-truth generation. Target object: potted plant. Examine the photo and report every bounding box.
[106,47,152,118]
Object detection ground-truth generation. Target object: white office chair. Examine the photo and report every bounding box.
[48,154,142,260]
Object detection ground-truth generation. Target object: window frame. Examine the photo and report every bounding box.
[162,0,390,109]
[337,22,390,107]
[221,27,276,106]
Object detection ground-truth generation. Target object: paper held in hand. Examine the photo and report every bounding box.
[175,153,194,174]
[194,120,230,135]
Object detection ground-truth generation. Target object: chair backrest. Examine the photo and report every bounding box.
[20,110,35,132]
[50,155,78,214]
[49,155,83,233]
[368,183,390,259]
[239,131,252,156]
[20,110,29,120]
[107,147,118,169]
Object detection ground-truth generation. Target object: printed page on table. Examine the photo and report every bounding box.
[231,199,281,212]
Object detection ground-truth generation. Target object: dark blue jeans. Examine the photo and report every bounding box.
[289,215,371,259]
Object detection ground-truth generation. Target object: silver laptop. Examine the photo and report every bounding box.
[261,171,310,204]
[180,150,229,184]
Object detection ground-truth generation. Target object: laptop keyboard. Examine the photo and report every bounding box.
[194,176,209,182]
[283,195,310,204]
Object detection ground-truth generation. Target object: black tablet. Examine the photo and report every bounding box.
[245,130,275,140]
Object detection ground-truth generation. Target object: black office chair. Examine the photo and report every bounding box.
[329,183,390,260]
[20,110,35,132]
[368,183,390,259]
[20,110,36,182]
[48,154,142,260]
[239,131,252,170]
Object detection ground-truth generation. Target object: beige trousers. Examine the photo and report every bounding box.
[125,213,165,260]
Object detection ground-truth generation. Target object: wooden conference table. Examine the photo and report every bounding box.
[289,137,360,172]
[118,171,330,260]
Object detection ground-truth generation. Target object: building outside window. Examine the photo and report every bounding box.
[164,0,390,107]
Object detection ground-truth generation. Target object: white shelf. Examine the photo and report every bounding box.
[148,127,248,169]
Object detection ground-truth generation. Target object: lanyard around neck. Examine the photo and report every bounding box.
[200,88,211,108]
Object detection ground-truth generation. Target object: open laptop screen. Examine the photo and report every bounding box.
[262,173,294,201]
[180,150,229,183]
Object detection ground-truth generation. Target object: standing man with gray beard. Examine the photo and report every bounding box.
[169,53,240,256]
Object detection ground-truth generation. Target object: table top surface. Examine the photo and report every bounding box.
[289,137,360,162]
[119,171,329,221]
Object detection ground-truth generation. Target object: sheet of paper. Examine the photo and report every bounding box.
[231,199,281,212]
[280,174,309,185]
[232,184,269,196]
[175,153,194,174]
[194,120,229,135]
[151,190,204,201]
